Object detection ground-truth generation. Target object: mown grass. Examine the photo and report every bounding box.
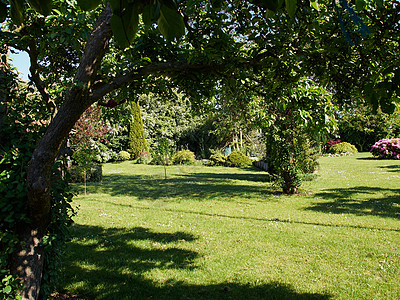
[59,153,400,299]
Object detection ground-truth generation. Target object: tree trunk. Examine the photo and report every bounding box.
[0,45,11,146]
[9,227,45,300]
[10,6,113,299]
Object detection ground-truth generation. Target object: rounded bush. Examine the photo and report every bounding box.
[172,150,196,165]
[328,142,358,154]
[226,151,252,167]
[324,139,341,153]
[118,150,131,161]
[209,153,226,166]
[370,138,400,159]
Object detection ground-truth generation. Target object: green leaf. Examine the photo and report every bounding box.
[3,285,12,294]
[265,9,275,18]
[111,3,139,48]
[77,0,102,11]
[28,0,53,16]
[376,0,384,9]
[285,0,297,18]
[260,0,280,12]
[10,0,25,25]
[310,0,320,11]
[355,0,366,10]
[142,3,157,27]
[157,4,185,41]
[0,2,7,23]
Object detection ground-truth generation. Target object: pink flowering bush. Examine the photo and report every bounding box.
[370,138,400,159]
[324,139,341,153]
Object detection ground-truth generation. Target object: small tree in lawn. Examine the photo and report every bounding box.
[260,79,336,194]
[151,137,175,179]
[70,106,111,194]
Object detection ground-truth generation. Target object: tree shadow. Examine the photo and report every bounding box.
[179,171,271,183]
[306,186,400,219]
[78,171,277,202]
[59,225,331,299]
[380,165,400,172]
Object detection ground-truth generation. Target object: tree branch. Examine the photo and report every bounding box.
[27,39,57,118]
[91,61,225,101]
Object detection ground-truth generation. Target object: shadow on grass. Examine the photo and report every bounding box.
[60,225,331,300]
[380,164,400,172]
[78,171,275,202]
[306,186,400,219]
[179,171,271,183]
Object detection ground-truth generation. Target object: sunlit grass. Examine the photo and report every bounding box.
[59,153,400,299]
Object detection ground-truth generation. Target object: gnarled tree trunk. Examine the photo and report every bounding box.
[9,6,113,299]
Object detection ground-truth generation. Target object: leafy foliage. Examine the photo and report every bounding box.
[150,137,175,166]
[118,150,131,161]
[226,151,252,167]
[260,79,336,194]
[209,153,227,166]
[328,142,358,154]
[70,106,111,175]
[0,67,74,298]
[338,105,400,151]
[370,138,400,160]
[67,164,103,183]
[324,139,341,153]
[171,150,196,165]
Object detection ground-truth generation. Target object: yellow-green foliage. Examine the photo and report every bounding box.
[209,153,226,166]
[118,150,131,161]
[172,150,196,165]
[226,151,252,167]
[329,142,358,154]
[128,101,148,158]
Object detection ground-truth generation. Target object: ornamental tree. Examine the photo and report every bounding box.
[128,100,148,158]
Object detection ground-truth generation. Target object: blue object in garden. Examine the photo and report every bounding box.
[224,147,231,156]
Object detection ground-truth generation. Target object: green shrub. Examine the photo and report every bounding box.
[172,150,196,165]
[209,153,226,166]
[329,142,358,154]
[67,164,103,183]
[94,142,115,163]
[136,151,152,164]
[226,151,252,167]
[118,150,131,161]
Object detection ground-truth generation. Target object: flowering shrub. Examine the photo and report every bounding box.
[370,138,400,159]
[324,139,341,152]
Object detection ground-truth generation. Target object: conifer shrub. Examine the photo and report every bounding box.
[118,150,131,161]
[370,138,400,159]
[172,150,196,165]
[226,151,252,167]
[128,101,148,158]
[209,153,226,166]
[328,142,358,154]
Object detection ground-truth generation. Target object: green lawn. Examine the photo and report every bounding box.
[59,153,400,299]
